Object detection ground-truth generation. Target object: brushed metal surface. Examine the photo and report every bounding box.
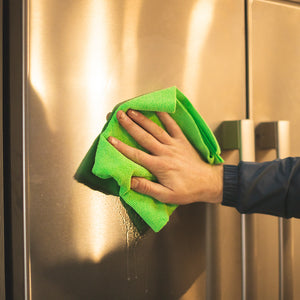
[276,121,291,300]
[276,120,293,300]
[265,0,300,5]
[24,0,246,299]
[205,151,242,300]
[240,120,255,300]
[255,121,291,300]
[249,1,300,299]
[216,120,255,300]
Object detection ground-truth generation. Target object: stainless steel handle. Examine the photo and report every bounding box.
[218,120,255,300]
[255,121,291,300]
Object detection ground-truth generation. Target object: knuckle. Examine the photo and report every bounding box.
[139,180,151,194]
[157,157,178,172]
[133,150,141,163]
[157,127,168,140]
[157,126,165,136]
[158,159,170,171]
[160,146,174,157]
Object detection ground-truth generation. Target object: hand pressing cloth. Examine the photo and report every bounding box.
[75,87,223,232]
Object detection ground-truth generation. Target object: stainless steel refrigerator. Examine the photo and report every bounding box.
[1,0,300,299]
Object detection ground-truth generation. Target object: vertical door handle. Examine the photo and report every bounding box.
[255,121,291,300]
[218,120,255,300]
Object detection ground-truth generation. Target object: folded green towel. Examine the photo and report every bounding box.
[75,87,223,232]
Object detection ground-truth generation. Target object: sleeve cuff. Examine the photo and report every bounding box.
[222,164,238,208]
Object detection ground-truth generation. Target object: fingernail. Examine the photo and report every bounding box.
[117,110,125,120]
[108,136,117,145]
[131,178,138,189]
[127,109,137,117]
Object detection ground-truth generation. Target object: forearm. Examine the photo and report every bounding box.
[222,157,300,218]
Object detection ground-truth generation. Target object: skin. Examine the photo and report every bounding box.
[107,109,223,205]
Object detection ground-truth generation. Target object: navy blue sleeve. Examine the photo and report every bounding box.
[222,157,300,218]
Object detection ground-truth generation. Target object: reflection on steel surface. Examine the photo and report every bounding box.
[26,0,246,298]
[29,0,116,264]
[182,1,214,92]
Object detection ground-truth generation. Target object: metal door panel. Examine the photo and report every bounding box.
[17,0,246,299]
[249,1,300,298]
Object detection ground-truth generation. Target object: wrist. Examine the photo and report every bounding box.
[206,164,223,204]
[214,164,224,204]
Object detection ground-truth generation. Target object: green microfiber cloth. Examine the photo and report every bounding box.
[75,87,223,232]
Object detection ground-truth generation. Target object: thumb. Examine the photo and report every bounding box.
[131,177,172,203]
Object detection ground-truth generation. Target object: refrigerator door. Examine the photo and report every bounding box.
[249,0,300,299]
[7,0,246,299]
[213,119,255,300]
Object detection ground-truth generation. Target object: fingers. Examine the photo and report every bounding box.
[126,110,172,144]
[106,112,112,120]
[156,112,185,138]
[116,110,163,154]
[131,177,172,203]
[108,136,155,171]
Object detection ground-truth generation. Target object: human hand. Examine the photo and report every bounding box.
[108,110,223,205]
